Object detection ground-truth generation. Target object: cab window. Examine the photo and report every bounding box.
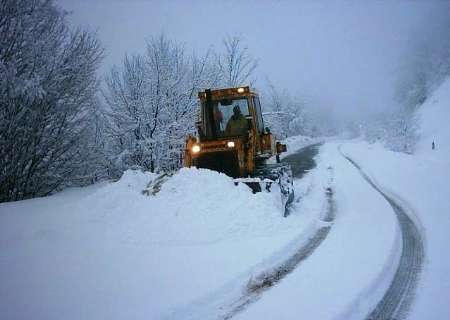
[202,98,250,139]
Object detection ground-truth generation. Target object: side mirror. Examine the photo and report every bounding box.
[265,127,271,134]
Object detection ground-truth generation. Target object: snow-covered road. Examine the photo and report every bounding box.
[340,147,424,320]
[233,142,403,320]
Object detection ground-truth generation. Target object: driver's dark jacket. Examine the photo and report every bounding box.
[226,115,247,135]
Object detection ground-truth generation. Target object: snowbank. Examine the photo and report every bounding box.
[154,167,283,243]
[91,167,299,244]
[66,167,299,246]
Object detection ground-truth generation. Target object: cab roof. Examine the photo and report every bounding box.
[198,86,257,100]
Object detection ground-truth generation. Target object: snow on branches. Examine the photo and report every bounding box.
[0,0,104,201]
[103,34,258,175]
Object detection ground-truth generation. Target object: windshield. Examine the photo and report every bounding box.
[203,98,250,139]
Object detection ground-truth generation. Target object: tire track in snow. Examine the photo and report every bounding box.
[220,145,333,319]
[340,149,424,320]
[222,183,335,319]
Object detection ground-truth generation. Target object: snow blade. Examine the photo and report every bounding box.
[237,163,295,217]
[254,163,295,217]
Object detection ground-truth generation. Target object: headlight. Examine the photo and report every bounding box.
[227,141,235,148]
[191,145,201,153]
[237,87,245,93]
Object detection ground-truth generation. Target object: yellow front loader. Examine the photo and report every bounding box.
[184,86,294,216]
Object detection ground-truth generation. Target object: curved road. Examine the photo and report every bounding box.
[182,143,422,320]
[340,149,424,320]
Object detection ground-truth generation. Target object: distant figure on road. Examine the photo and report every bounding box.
[432,141,436,150]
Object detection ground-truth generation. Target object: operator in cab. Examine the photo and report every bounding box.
[226,105,248,136]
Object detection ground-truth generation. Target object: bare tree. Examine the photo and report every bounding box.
[218,35,258,87]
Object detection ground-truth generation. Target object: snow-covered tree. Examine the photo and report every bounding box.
[357,107,419,154]
[261,82,310,139]
[386,11,450,153]
[103,35,221,175]
[102,34,261,176]
[0,0,104,202]
[396,14,450,112]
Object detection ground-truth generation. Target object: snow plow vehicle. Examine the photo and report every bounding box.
[184,86,294,216]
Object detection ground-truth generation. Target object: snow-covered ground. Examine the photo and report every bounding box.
[0,140,412,320]
[0,156,327,320]
[2,79,450,319]
[339,140,448,319]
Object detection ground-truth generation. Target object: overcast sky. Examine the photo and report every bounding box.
[58,0,449,124]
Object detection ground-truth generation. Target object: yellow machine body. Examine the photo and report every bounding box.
[184,86,286,178]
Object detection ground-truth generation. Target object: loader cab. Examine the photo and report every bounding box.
[201,97,251,139]
[198,86,263,142]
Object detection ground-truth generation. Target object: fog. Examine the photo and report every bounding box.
[59,0,449,126]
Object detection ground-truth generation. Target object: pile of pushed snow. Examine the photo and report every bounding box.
[82,167,294,245]
[416,77,450,155]
[147,168,289,243]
